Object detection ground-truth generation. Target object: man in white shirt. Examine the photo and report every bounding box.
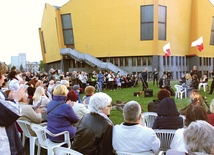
[112,101,160,154]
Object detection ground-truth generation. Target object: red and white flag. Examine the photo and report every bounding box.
[191,36,204,52]
[163,42,171,57]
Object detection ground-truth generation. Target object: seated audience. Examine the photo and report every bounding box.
[148,89,171,112]
[152,97,183,129]
[72,92,114,155]
[18,93,43,136]
[47,84,79,142]
[32,86,50,121]
[66,90,89,124]
[190,74,199,90]
[82,85,95,107]
[178,73,186,85]
[113,100,160,154]
[208,99,214,126]
[184,120,214,154]
[7,70,21,90]
[198,74,208,92]
[72,84,82,103]
[169,104,208,154]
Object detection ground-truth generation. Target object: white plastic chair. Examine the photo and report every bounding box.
[142,112,157,128]
[154,129,176,151]
[174,85,185,99]
[17,120,41,155]
[53,147,83,155]
[31,123,71,155]
[116,150,154,155]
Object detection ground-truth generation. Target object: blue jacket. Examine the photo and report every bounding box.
[47,95,79,142]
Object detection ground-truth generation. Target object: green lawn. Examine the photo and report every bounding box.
[96,81,213,125]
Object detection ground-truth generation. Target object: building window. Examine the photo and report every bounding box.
[170,56,173,66]
[199,57,202,66]
[120,58,123,66]
[61,14,74,45]
[41,31,46,54]
[148,56,152,66]
[132,57,137,66]
[115,58,119,66]
[137,57,142,66]
[210,17,214,45]
[142,57,147,66]
[141,5,154,40]
[125,58,128,66]
[158,5,166,40]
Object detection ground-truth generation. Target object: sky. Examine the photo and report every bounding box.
[0,0,69,64]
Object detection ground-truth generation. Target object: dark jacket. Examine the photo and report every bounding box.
[191,79,199,89]
[152,97,183,129]
[72,113,114,155]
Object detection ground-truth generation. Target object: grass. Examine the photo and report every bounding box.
[93,80,214,125]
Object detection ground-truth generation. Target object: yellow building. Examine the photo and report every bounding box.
[39,0,214,79]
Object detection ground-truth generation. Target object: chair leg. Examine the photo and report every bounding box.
[22,133,26,147]
[36,144,41,155]
[30,138,37,155]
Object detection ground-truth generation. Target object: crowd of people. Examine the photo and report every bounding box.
[1,63,214,154]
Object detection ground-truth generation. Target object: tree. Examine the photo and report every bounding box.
[20,64,24,72]
[39,60,44,71]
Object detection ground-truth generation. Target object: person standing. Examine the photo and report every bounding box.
[190,65,201,81]
[140,68,148,91]
[97,70,104,91]
[208,70,214,94]
[107,71,115,91]
[152,68,159,86]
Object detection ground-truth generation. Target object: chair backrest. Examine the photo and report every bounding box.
[116,151,154,155]
[17,119,34,138]
[154,129,176,151]
[31,123,71,149]
[142,112,157,128]
[53,147,83,155]
[174,85,183,92]
[31,123,49,149]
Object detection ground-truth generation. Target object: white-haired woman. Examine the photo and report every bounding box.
[183,120,214,154]
[32,86,50,121]
[72,92,114,155]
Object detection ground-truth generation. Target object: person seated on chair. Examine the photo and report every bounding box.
[47,84,79,143]
[169,104,208,155]
[190,74,199,90]
[113,101,160,154]
[148,89,171,112]
[66,90,89,127]
[178,73,186,85]
[72,92,114,155]
[17,91,43,136]
[82,85,95,107]
[184,120,214,154]
[152,97,183,129]
[198,74,208,92]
